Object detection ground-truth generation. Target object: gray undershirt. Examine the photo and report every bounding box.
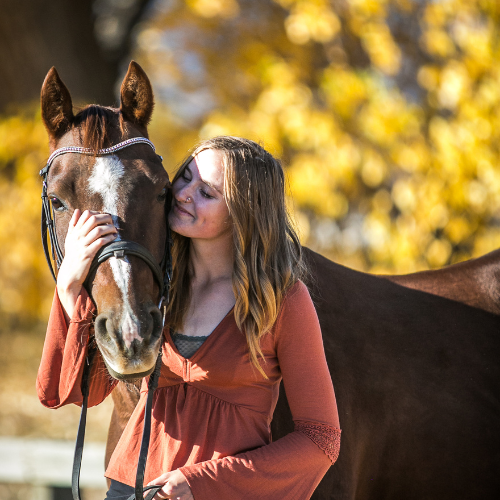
[171,332,209,359]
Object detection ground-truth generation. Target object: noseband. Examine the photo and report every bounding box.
[40,137,172,500]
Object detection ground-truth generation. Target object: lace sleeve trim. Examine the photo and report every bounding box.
[295,420,341,463]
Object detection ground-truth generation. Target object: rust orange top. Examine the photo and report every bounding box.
[37,280,341,499]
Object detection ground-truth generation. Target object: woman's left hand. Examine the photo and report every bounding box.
[146,470,194,499]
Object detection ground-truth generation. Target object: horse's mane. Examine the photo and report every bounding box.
[73,105,123,153]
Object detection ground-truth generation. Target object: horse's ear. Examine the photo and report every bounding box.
[40,67,74,138]
[120,61,154,128]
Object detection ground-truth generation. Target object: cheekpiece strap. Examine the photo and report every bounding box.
[40,137,159,176]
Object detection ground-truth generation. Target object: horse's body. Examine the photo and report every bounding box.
[386,248,500,316]
[40,65,500,498]
[105,247,500,498]
[274,248,500,499]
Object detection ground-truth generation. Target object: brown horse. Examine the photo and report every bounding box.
[104,247,500,499]
[274,248,500,499]
[40,61,170,379]
[40,64,500,498]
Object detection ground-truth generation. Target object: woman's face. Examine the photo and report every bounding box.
[169,149,232,241]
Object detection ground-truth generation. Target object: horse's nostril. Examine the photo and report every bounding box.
[149,306,163,340]
[95,313,109,339]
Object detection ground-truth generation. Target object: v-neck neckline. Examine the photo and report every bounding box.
[167,305,235,361]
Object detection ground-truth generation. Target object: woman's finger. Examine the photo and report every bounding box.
[68,208,81,229]
[145,485,169,499]
[86,233,118,257]
[74,209,93,230]
[151,487,173,499]
[146,470,193,500]
[83,224,117,246]
[145,474,170,499]
[80,213,114,235]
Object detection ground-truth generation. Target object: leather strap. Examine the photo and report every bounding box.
[44,137,160,168]
[72,345,97,500]
[72,348,163,500]
[40,179,64,281]
[41,207,57,282]
[127,484,163,500]
[84,240,165,299]
[134,353,163,500]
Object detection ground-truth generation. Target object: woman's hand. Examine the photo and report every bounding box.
[57,209,117,318]
[146,470,194,500]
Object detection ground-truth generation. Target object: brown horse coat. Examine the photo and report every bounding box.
[271,248,500,499]
[105,247,500,498]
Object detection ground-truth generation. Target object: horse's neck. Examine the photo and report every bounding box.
[385,248,500,315]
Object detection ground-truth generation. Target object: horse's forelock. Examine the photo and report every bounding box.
[73,105,122,154]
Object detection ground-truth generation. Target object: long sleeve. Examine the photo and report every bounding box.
[179,281,340,500]
[36,288,117,409]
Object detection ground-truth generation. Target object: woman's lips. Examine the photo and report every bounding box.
[174,203,193,217]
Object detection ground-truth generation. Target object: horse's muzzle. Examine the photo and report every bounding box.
[94,304,163,379]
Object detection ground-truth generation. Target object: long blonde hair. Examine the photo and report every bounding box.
[166,136,305,377]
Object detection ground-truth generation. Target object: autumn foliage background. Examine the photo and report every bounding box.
[2,0,500,323]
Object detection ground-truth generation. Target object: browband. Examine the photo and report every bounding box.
[40,137,160,177]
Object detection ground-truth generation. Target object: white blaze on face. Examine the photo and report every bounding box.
[88,155,141,350]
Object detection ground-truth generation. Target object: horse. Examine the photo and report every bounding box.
[40,61,170,381]
[40,64,500,499]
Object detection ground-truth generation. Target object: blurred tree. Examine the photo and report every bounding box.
[3,0,500,322]
[0,0,156,323]
[134,0,500,273]
[0,0,151,112]
[0,109,50,323]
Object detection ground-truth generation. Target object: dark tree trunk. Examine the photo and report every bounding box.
[0,0,150,112]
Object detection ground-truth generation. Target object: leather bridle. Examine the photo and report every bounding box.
[40,137,172,500]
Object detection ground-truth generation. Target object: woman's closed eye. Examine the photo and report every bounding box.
[181,173,214,199]
[200,189,214,199]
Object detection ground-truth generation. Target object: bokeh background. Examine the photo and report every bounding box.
[1,0,500,497]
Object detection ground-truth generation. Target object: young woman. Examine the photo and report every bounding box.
[37,136,340,500]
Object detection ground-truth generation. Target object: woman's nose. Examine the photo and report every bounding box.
[174,183,193,203]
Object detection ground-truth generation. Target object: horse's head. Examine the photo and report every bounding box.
[41,62,170,380]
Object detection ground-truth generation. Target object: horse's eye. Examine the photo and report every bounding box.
[50,197,64,211]
[157,188,167,202]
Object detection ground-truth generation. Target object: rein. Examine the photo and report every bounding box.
[40,137,172,500]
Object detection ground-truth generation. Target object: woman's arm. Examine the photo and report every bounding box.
[176,281,340,500]
[37,209,118,408]
[37,287,117,408]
